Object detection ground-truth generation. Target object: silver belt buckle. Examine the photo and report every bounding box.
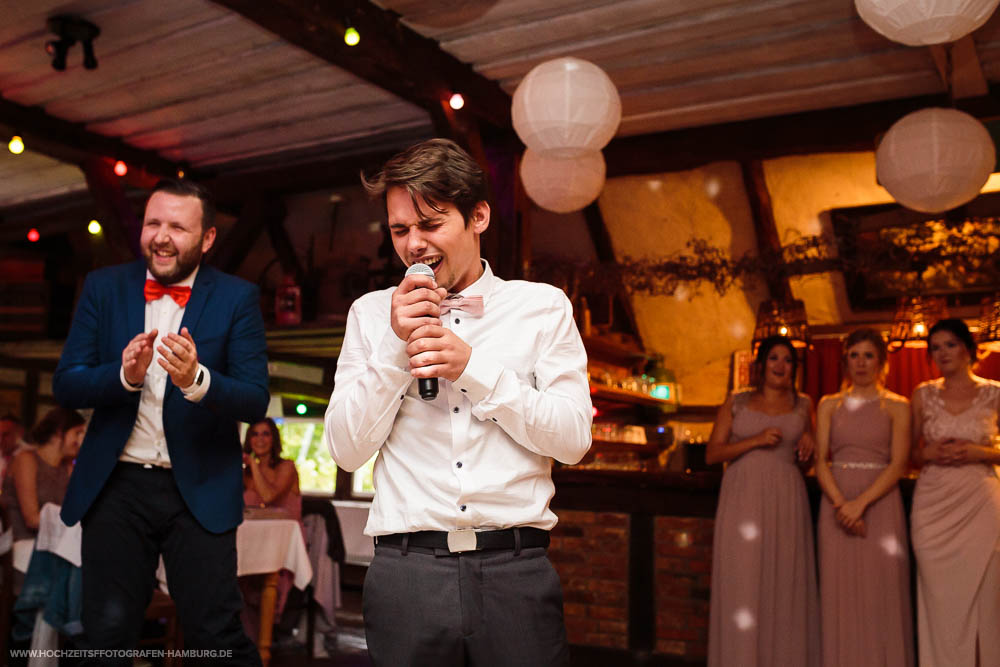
[447,529,477,553]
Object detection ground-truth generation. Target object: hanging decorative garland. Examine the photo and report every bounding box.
[529,220,1000,298]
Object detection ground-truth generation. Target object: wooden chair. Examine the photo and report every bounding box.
[140,588,183,667]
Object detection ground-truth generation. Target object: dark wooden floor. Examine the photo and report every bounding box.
[271,589,373,667]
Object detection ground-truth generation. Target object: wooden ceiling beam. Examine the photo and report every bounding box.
[929,36,989,100]
[209,0,512,129]
[605,88,1000,177]
[740,160,793,302]
[0,96,181,182]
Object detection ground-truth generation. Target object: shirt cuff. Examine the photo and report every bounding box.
[181,363,210,402]
[375,329,411,372]
[453,347,503,405]
[120,366,143,392]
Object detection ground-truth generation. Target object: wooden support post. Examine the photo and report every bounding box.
[81,157,141,262]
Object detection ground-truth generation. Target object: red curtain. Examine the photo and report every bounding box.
[803,345,1000,405]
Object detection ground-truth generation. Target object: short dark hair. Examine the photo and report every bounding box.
[148,178,216,231]
[28,407,84,446]
[243,418,284,469]
[361,138,488,227]
[754,335,798,391]
[927,318,977,357]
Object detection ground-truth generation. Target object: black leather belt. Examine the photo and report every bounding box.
[376,527,549,553]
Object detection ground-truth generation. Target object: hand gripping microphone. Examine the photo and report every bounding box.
[404,263,438,401]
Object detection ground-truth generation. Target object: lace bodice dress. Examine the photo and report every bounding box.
[911,379,1000,667]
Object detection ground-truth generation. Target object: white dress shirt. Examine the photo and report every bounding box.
[325,260,592,535]
[119,267,210,467]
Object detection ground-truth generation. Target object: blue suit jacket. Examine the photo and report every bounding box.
[53,260,269,533]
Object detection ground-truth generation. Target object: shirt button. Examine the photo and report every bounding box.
[454,318,461,324]
[453,407,459,413]
[456,461,463,469]
[460,505,467,512]
[491,417,497,422]
[460,388,467,393]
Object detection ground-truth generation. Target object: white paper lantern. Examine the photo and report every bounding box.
[520,148,606,213]
[876,107,995,213]
[855,0,1000,45]
[512,57,621,158]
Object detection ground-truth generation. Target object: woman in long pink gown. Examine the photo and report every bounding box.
[706,335,819,667]
[240,418,303,638]
[910,318,1000,667]
[814,328,913,667]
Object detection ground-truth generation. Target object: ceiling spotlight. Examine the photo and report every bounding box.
[344,26,360,46]
[8,135,24,155]
[46,15,101,71]
[449,93,465,110]
[113,160,127,176]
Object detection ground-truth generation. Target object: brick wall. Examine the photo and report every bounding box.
[549,510,630,649]
[653,516,713,660]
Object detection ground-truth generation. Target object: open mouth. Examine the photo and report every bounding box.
[421,255,443,272]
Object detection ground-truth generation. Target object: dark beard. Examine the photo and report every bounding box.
[144,244,203,285]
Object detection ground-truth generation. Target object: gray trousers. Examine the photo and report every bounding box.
[363,544,569,666]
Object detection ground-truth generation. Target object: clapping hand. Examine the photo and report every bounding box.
[122,330,158,386]
[157,327,200,388]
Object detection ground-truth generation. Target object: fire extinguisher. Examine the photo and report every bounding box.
[275,275,302,326]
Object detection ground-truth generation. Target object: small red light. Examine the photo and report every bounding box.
[592,406,599,417]
[113,160,127,176]
[27,228,40,242]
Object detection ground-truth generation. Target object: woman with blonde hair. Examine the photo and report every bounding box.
[910,318,1000,666]
[814,328,913,667]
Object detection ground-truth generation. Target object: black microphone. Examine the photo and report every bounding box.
[404,263,438,401]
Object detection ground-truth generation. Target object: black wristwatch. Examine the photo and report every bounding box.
[193,368,205,386]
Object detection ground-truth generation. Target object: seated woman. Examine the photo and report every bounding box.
[1,407,84,541]
[243,418,301,519]
[240,418,302,640]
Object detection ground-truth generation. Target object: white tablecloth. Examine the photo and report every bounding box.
[32,504,312,587]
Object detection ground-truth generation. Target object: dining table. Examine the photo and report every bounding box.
[21,503,311,667]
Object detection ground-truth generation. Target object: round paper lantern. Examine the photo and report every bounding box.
[520,148,606,213]
[855,0,1000,46]
[512,57,621,158]
[876,107,995,213]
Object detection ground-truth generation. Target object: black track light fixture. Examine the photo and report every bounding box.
[45,15,101,71]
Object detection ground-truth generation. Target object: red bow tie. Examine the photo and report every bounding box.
[439,294,484,316]
[144,279,192,307]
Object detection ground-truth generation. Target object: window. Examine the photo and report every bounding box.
[274,417,337,494]
[351,451,378,497]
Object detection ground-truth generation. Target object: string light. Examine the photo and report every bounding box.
[449,93,465,110]
[113,160,127,176]
[176,169,185,179]
[27,228,39,242]
[88,220,102,235]
[344,27,360,46]
[8,135,24,155]
[295,403,308,415]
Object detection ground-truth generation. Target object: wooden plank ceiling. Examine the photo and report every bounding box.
[2,0,1000,209]
[0,0,434,208]
[381,0,1000,136]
